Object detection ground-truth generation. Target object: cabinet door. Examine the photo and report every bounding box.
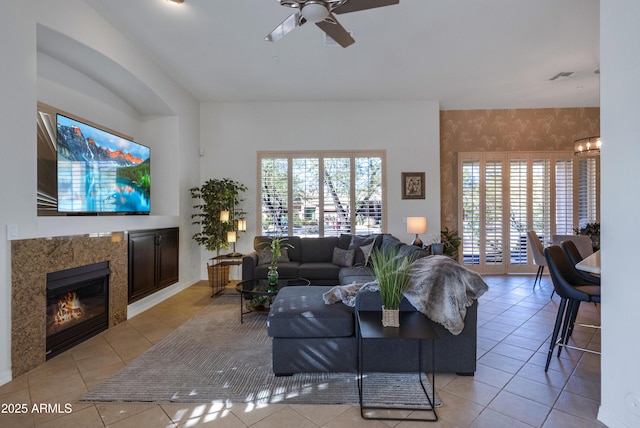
[157,228,179,288]
[128,231,157,302]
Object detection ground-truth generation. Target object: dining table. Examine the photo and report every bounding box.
[575,249,601,274]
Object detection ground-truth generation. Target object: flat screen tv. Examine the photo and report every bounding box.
[56,114,150,214]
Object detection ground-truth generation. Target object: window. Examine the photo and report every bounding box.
[459,152,598,273]
[259,151,385,237]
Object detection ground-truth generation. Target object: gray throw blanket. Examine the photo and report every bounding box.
[405,256,488,335]
[323,256,488,335]
[323,281,379,307]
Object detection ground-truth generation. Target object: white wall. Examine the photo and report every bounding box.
[0,0,38,386]
[599,1,640,427]
[0,0,202,385]
[199,101,441,277]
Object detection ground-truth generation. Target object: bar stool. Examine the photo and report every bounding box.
[543,245,600,372]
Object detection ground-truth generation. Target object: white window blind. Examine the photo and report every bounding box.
[555,160,573,234]
[577,157,599,227]
[259,151,385,237]
[509,159,528,265]
[461,160,481,265]
[261,157,288,235]
[532,158,551,245]
[458,152,597,273]
[485,160,503,266]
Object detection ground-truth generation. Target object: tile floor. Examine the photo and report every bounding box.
[0,274,605,427]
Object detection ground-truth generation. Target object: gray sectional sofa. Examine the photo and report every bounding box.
[241,233,479,376]
[242,233,427,285]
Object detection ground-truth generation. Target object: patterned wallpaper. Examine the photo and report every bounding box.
[440,107,600,230]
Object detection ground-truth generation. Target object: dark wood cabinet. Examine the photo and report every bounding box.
[128,228,179,303]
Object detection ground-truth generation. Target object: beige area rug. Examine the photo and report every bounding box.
[82,291,441,407]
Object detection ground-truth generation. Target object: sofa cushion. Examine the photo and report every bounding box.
[268,286,354,338]
[254,236,302,261]
[339,266,375,284]
[337,233,353,250]
[298,262,341,281]
[254,261,300,279]
[300,237,339,263]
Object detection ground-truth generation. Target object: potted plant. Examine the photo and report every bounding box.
[441,227,462,260]
[369,247,418,327]
[189,178,247,288]
[574,222,600,251]
[260,236,293,291]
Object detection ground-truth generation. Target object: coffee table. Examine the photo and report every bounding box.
[357,310,439,421]
[235,277,310,323]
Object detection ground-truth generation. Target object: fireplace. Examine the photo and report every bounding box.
[46,261,111,359]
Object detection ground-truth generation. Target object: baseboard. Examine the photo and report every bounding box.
[127,279,199,319]
[597,405,629,428]
[0,369,13,387]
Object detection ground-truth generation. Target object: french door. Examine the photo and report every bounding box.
[458,152,599,273]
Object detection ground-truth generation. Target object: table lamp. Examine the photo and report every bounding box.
[407,217,427,247]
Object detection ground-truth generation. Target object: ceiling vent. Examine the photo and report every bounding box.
[549,72,574,81]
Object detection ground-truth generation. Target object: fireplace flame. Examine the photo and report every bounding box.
[53,292,85,326]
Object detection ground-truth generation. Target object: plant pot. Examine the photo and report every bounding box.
[430,243,444,255]
[381,306,400,327]
[207,263,230,288]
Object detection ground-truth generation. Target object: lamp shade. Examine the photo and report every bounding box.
[237,219,247,232]
[220,210,230,222]
[300,2,330,23]
[227,231,237,243]
[407,217,427,234]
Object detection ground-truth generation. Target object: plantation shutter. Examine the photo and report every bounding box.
[555,159,573,234]
[292,158,320,237]
[509,159,528,265]
[258,151,385,237]
[261,157,288,235]
[461,159,481,266]
[485,160,503,267]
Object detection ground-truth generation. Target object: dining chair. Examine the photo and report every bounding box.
[527,230,547,290]
[561,240,600,285]
[543,245,600,372]
[552,234,594,258]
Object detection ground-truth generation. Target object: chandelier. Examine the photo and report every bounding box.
[574,136,601,156]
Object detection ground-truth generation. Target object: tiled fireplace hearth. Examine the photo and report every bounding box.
[11,233,128,377]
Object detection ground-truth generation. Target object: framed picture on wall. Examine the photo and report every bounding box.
[401,172,425,199]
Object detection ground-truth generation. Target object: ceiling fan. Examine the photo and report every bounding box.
[265,0,399,48]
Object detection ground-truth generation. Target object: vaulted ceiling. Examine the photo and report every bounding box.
[82,0,599,110]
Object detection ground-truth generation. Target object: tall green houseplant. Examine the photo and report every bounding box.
[189,178,247,255]
[370,247,418,327]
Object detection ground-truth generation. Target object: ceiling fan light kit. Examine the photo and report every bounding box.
[266,0,399,48]
[300,2,330,23]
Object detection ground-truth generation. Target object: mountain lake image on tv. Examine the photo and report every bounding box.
[56,114,150,214]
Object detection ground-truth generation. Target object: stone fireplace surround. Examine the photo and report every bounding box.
[11,232,127,377]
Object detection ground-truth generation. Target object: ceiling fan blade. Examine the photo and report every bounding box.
[316,14,355,48]
[265,13,306,42]
[333,0,399,15]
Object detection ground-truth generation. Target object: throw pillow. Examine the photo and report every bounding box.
[348,235,375,266]
[361,242,374,266]
[257,249,273,265]
[257,248,290,265]
[332,247,354,267]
